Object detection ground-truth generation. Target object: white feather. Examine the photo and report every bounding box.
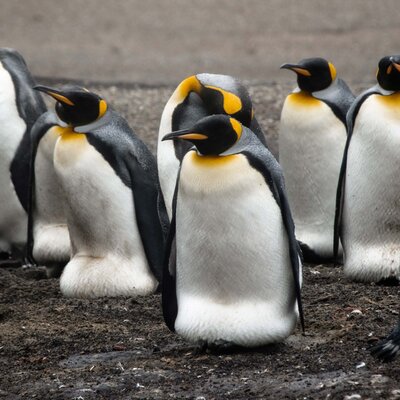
[0,62,28,250]
[54,134,157,298]
[33,126,70,263]
[279,92,346,257]
[174,152,300,346]
[342,94,400,281]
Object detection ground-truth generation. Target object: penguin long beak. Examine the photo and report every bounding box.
[280,64,312,77]
[34,85,75,106]
[162,129,208,141]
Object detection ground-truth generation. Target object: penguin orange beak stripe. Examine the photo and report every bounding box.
[280,64,312,77]
[162,129,208,141]
[34,85,75,106]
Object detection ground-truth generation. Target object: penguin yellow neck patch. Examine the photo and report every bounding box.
[377,92,400,119]
[54,126,86,142]
[204,85,242,115]
[176,75,202,103]
[189,151,239,167]
[287,92,322,107]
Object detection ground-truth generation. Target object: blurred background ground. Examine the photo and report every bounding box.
[1,0,399,85]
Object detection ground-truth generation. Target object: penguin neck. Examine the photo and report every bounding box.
[73,110,113,133]
[375,83,396,96]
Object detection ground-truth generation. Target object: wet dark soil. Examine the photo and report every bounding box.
[1,262,400,399]
[2,82,399,399]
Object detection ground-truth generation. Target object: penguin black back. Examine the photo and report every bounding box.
[1,48,47,211]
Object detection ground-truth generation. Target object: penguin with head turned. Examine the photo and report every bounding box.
[279,57,355,263]
[157,73,267,218]
[0,48,46,257]
[334,55,400,283]
[35,85,168,298]
[161,114,303,350]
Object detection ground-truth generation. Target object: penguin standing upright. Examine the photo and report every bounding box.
[0,48,46,256]
[279,57,354,262]
[26,111,71,277]
[334,55,400,282]
[157,73,267,218]
[35,85,168,298]
[162,115,303,349]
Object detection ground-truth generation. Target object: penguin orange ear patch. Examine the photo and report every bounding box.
[328,62,337,80]
[230,118,242,139]
[98,100,108,118]
[204,85,242,115]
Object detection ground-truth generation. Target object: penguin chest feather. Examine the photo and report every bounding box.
[343,94,400,281]
[0,62,27,244]
[279,92,346,257]
[174,151,297,346]
[53,130,145,259]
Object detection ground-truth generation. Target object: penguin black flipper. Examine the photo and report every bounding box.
[161,172,180,331]
[26,111,59,265]
[333,87,380,260]
[0,48,47,211]
[313,78,355,125]
[370,320,400,362]
[243,146,304,331]
[84,111,168,283]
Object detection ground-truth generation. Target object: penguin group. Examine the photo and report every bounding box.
[1,46,399,357]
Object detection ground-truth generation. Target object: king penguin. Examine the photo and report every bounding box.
[334,55,400,282]
[157,73,267,218]
[0,48,46,256]
[279,57,355,262]
[35,85,168,298]
[161,114,303,349]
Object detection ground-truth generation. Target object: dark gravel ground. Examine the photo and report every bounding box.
[2,81,400,400]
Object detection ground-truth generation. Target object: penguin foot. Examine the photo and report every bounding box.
[46,262,66,279]
[370,323,400,362]
[376,276,400,286]
[193,339,238,355]
[0,251,11,261]
[193,340,208,355]
[370,338,400,362]
[299,242,338,265]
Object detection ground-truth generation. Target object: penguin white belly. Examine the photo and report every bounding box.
[33,127,70,263]
[280,93,346,257]
[174,152,298,346]
[0,64,28,249]
[54,131,157,298]
[157,100,180,219]
[342,94,400,281]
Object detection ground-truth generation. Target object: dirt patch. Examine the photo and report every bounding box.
[1,263,400,399]
[2,82,397,399]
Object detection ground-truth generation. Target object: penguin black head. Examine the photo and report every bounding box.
[162,114,242,156]
[280,57,337,92]
[34,85,108,127]
[376,55,400,91]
